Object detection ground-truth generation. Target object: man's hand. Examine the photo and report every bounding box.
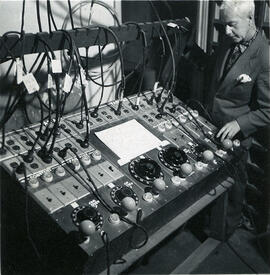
[216,120,241,142]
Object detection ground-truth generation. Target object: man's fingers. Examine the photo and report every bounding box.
[217,127,225,138]
[221,129,229,141]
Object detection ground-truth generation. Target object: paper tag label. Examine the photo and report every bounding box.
[47,74,55,89]
[16,58,24,84]
[63,74,72,93]
[167,22,179,29]
[80,67,87,86]
[23,73,40,94]
[51,59,62,74]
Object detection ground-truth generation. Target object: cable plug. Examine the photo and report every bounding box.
[114,101,122,116]
[58,144,71,158]
[80,133,89,148]
[136,208,143,225]
[0,147,7,155]
[75,120,84,129]
[16,162,25,174]
[90,108,99,118]
[23,150,34,163]
[132,104,139,111]
[155,93,162,103]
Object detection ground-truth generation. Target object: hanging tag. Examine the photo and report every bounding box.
[80,66,87,86]
[51,59,62,74]
[167,22,179,29]
[16,58,24,84]
[23,73,40,94]
[63,74,72,93]
[47,73,55,89]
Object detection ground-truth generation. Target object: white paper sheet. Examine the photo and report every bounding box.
[95,119,162,164]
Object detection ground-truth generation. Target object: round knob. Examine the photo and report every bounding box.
[233,139,241,147]
[55,166,66,177]
[28,177,39,188]
[153,178,166,192]
[172,120,179,127]
[195,161,204,171]
[142,192,153,203]
[71,159,80,171]
[81,154,91,166]
[182,109,188,116]
[92,150,102,161]
[108,213,120,225]
[165,120,173,130]
[181,163,193,176]
[79,220,96,237]
[202,150,214,162]
[191,109,199,118]
[41,171,53,183]
[121,197,137,212]
[222,139,233,150]
[171,175,184,186]
[179,115,187,123]
[158,123,166,132]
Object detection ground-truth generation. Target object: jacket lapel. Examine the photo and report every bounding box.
[216,32,263,93]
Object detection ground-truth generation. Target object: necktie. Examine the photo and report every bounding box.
[223,44,242,76]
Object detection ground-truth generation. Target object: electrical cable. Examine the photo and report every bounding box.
[90,38,105,117]
[159,110,244,190]
[47,0,58,32]
[101,231,111,275]
[34,35,63,162]
[21,163,42,260]
[186,99,213,122]
[61,0,121,79]
[67,0,75,30]
[36,0,42,32]
[20,0,26,35]
[148,0,176,114]
[59,147,149,250]
[124,22,148,109]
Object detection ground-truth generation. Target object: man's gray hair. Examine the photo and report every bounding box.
[220,0,255,19]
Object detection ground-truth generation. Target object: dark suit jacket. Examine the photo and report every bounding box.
[187,31,270,147]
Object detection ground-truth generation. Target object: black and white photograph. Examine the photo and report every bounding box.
[0,0,269,274]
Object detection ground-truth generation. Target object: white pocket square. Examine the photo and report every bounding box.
[236,74,252,83]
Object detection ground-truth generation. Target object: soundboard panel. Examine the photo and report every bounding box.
[0,89,243,273]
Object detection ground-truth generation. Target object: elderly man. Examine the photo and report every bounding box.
[185,0,270,236]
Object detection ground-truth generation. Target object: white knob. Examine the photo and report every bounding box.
[142,192,153,203]
[108,213,120,225]
[233,139,241,147]
[41,171,53,183]
[55,166,66,177]
[165,120,173,130]
[192,110,199,118]
[195,161,204,171]
[92,150,102,161]
[202,150,214,162]
[158,123,166,132]
[71,159,80,171]
[179,115,187,123]
[81,154,91,166]
[171,175,184,186]
[28,177,39,188]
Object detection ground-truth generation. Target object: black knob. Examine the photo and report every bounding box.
[23,152,34,163]
[76,121,84,129]
[91,111,98,118]
[132,104,139,111]
[80,139,89,148]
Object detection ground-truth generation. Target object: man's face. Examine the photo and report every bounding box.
[220,7,251,43]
